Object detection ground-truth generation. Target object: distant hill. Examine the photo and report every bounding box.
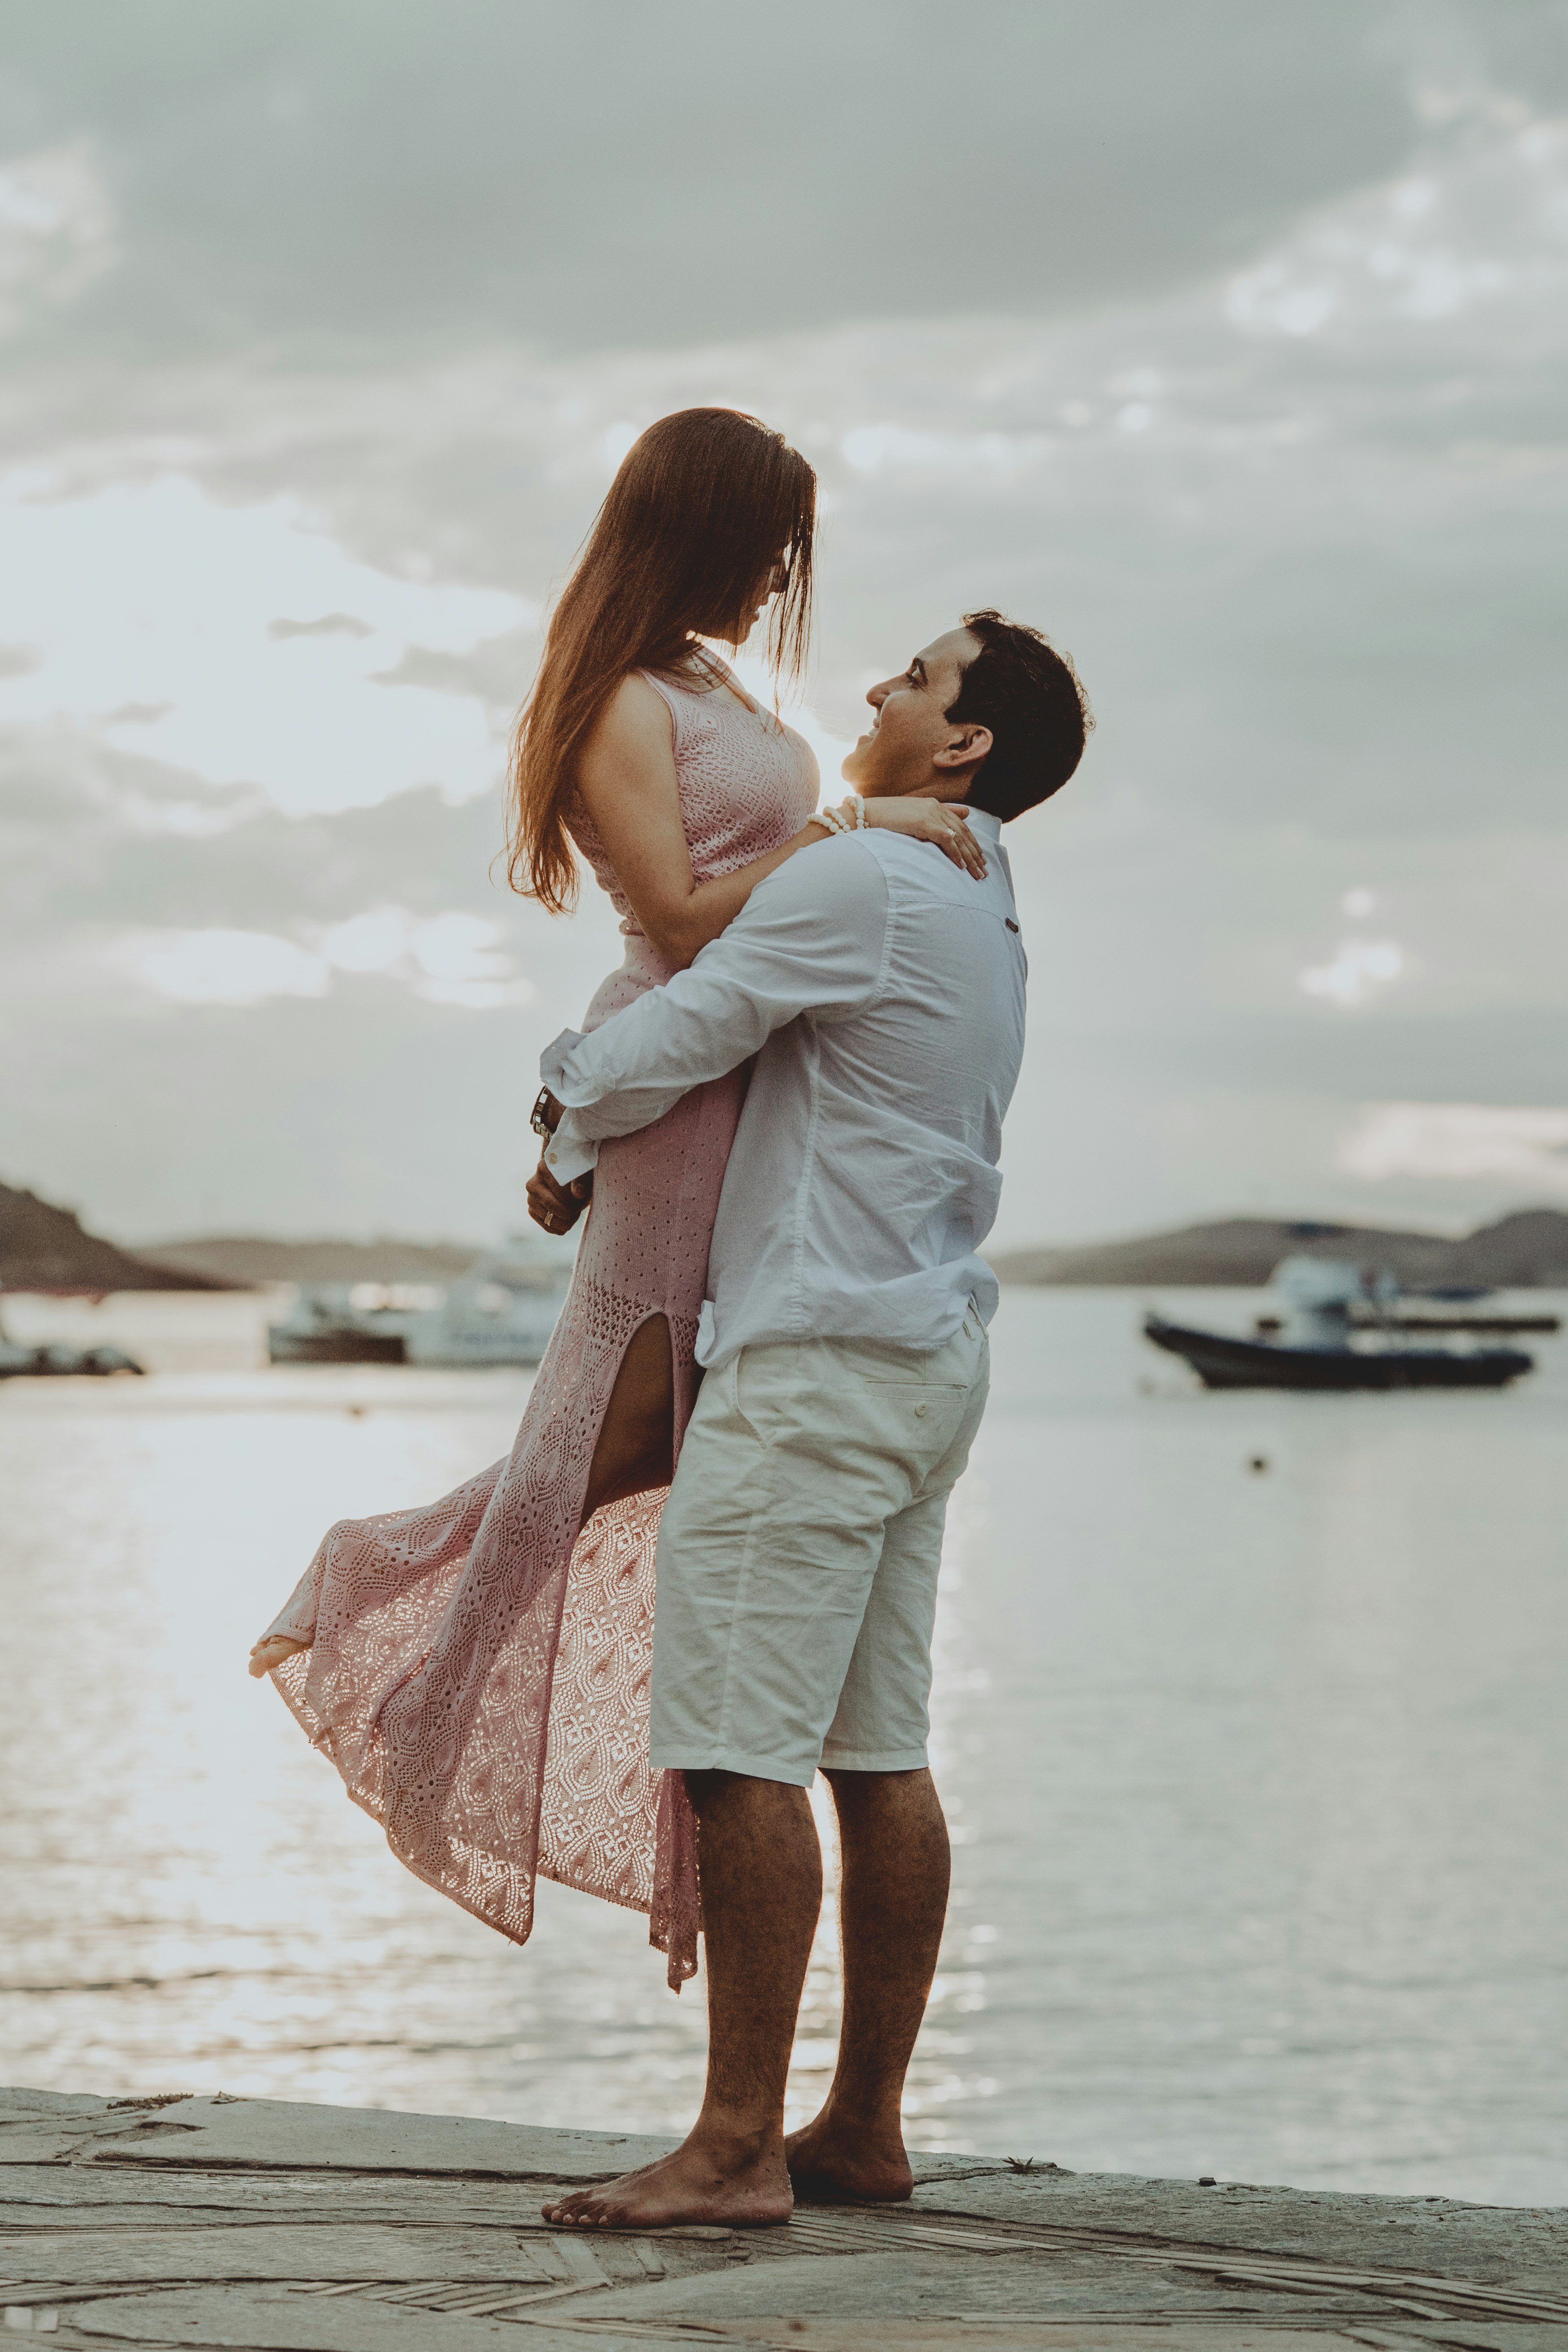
[0,1182,236,1295]
[142,1234,483,1286]
[989,1209,1568,1289]
[18,1190,1568,1297]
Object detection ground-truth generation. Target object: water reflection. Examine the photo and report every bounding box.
[3,1290,1566,2202]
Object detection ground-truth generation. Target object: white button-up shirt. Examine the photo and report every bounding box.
[540,809,1026,1371]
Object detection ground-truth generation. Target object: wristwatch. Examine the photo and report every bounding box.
[530,1087,561,1142]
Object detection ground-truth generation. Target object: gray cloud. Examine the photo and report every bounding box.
[0,0,1517,357]
[3,5,1565,1247]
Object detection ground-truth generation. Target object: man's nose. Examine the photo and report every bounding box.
[866,679,890,709]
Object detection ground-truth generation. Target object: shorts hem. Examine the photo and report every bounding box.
[651,1744,816,1789]
[817,1744,930,1773]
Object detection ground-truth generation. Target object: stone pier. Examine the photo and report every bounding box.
[3,2086,1564,2348]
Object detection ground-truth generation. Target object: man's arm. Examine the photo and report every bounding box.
[540,840,887,1184]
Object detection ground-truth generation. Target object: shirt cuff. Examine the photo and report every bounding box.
[544,1111,600,1186]
[537,1030,602,1182]
[540,1027,595,1105]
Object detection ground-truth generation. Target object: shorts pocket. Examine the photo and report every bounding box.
[728,1351,758,1440]
[851,1379,975,1480]
[730,1343,808,1444]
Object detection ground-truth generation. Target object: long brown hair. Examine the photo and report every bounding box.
[506,407,816,911]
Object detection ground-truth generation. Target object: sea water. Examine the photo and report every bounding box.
[3,1286,1564,2205]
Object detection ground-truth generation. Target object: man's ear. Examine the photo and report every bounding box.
[933,725,992,774]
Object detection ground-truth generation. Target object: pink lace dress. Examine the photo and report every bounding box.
[260,669,819,1987]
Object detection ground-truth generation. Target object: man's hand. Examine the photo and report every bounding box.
[527,1151,592,1236]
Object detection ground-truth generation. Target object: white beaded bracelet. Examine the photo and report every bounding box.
[845,793,867,830]
[815,804,851,836]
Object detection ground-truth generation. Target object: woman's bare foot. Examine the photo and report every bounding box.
[248,1636,309,1679]
[541,2131,792,2230]
[785,2112,915,2205]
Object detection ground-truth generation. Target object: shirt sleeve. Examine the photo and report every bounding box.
[539,837,888,1176]
[543,1106,601,1187]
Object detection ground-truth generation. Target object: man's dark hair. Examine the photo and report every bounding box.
[945,608,1093,820]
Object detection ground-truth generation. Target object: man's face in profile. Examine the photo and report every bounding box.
[842,626,980,798]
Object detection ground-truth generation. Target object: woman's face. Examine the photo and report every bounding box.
[708,552,789,649]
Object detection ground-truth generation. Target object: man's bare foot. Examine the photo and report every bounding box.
[785,2113,915,2204]
[248,1636,309,1679]
[541,2132,792,2230]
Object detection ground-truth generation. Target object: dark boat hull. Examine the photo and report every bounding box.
[268,1330,407,1365]
[1356,1312,1560,1335]
[1144,1315,1533,1391]
[0,1345,144,1379]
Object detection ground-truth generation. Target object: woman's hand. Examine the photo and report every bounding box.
[527,1152,592,1235]
[859,798,987,877]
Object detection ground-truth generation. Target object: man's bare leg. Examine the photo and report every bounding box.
[786,1765,950,2202]
[543,1769,821,2228]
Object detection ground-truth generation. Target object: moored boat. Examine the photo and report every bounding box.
[267,1237,571,1368]
[0,1288,145,1377]
[1144,1256,1537,1391]
[1144,1313,1533,1391]
[265,1293,408,1364]
[0,1337,144,1379]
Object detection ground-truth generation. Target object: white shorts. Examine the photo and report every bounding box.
[648,1309,990,1786]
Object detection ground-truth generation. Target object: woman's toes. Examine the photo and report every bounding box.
[248,1637,307,1679]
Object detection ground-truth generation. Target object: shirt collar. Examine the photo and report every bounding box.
[963,807,1004,848]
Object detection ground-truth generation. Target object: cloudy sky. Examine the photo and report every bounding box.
[2,0,1565,1250]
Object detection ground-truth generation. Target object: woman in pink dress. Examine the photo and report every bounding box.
[247,408,985,1988]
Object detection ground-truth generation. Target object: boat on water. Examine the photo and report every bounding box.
[0,1338,145,1380]
[267,1237,572,1368]
[0,1287,145,1379]
[1145,1314,1533,1391]
[265,1290,409,1364]
[0,1293,144,1379]
[1145,1257,1537,1392]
